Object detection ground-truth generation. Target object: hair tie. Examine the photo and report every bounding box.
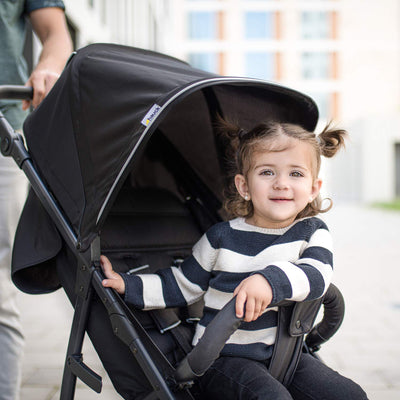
[316,135,322,145]
[238,128,248,139]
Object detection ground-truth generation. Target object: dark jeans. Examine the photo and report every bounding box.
[198,353,368,400]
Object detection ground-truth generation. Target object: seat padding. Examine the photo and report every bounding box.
[101,186,203,273]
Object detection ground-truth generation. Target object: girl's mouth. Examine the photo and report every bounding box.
[270,198,292,202]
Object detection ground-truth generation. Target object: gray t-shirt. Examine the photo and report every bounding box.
[0,0,65,129]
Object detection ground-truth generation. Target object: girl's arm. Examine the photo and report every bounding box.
[257,221,333,305]
[101,231,217,310]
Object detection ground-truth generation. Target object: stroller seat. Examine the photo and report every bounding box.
[101,185,202,276]
[101,185,205,363]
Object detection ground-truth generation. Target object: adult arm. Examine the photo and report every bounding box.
[23,7,73,110]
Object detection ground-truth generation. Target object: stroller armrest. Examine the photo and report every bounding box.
[305,283,345,351]
[174,296,242,382]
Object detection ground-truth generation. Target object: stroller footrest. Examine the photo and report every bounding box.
[67,354,102,393]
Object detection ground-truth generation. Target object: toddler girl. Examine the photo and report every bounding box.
[101,119,368,399]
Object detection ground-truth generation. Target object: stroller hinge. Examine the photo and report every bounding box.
[90,236,101,266]
[74,237,101,299]
[0,112,30,167]
[75,262,94,300]
[67,354,102,393]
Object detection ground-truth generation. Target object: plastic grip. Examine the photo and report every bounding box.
[174,297,242,382]
[0,85,33,101]
[305,283,345,349]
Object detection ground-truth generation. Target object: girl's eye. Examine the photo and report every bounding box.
[260,169,274,176]
[290,171,304,177]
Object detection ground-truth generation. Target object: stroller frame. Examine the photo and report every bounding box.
[0,44,344,400]
[0,89,179,399]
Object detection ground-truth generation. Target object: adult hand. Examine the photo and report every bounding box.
[22,69,60,110]
[22,7,72,110]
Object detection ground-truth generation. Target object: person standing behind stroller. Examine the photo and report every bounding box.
[101,119,368,399]
[0,2,72,399]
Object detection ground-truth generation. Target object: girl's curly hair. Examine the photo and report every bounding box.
[216,116,347,220]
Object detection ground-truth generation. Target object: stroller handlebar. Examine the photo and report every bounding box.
[174,283,345,383]
[0,85,33,101]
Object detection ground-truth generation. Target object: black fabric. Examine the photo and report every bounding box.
[12,189,62,293]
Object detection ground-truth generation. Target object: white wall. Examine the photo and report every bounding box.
[340,0,400,122]
[64,0,171,51]
[333,0,400,203]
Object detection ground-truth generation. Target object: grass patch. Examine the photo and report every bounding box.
[373,199,400,211]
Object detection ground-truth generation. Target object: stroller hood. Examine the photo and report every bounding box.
[12,43,318,293]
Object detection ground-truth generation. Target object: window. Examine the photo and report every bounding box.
[188,12,218,39]
[301,52,330,79]
[188,53,218,73]
[301,11,330,39]
[245,52,274,80]
[244,12,274,39]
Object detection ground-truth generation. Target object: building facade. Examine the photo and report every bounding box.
[165,0,400,204]
[64,0,171,51]
[165,0,341,121]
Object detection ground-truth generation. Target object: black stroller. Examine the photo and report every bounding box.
[0,43,344,400]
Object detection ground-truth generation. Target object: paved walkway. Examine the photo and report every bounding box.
[16,203,400,399]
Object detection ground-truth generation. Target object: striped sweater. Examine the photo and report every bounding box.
[121,216,333,361]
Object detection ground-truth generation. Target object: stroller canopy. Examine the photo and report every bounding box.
[13,43,318,293]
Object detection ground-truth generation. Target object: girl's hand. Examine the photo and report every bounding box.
[100,255,126,295]
[234,274,273,322]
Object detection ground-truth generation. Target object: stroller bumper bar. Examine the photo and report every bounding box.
[174,284,344,384]
[174,297,242,382]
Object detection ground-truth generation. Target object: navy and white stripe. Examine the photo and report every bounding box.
[122,216,333,361]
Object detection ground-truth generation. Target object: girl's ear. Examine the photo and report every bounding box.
[310,178,322,202]
[235,174,249,200]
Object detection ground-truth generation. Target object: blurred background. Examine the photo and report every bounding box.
[19,1,400,399]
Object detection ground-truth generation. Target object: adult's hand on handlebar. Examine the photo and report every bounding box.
[22,69,60,110]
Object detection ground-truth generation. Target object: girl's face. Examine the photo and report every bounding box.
[234,136,322,229]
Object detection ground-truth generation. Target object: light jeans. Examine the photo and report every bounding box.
[0,154,28,400]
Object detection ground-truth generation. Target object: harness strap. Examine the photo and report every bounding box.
[150,309,193,355]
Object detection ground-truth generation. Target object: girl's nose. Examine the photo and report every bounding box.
[273,176,289,190]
